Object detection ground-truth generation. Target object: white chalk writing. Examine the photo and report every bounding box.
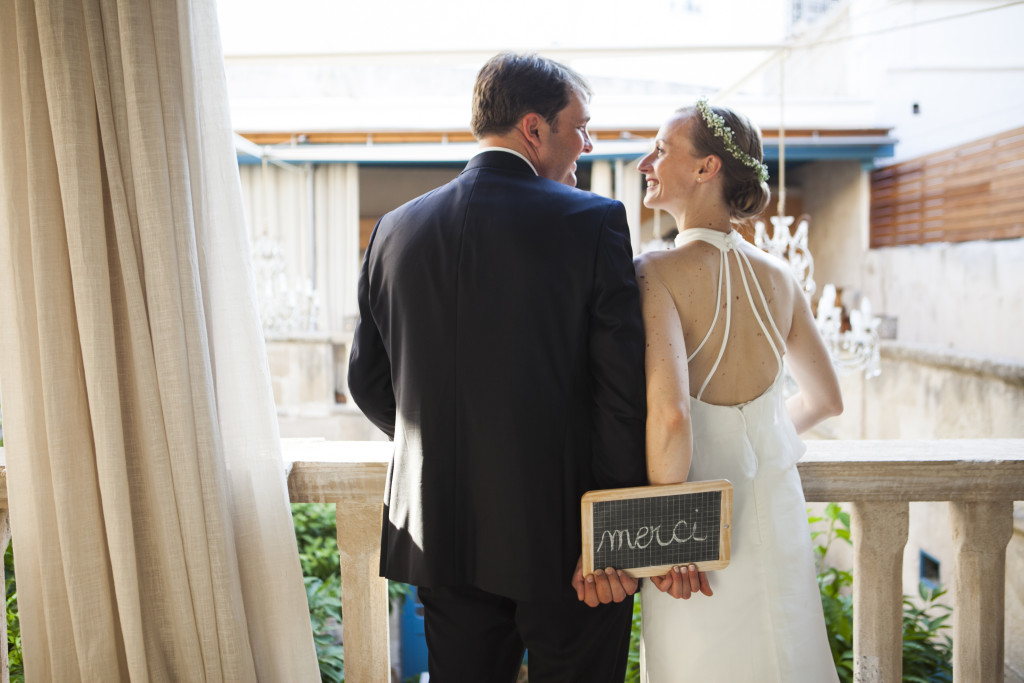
[596,517,708,553]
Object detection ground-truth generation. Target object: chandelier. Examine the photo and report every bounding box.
[251,234,319,335]
[754,215,881,378]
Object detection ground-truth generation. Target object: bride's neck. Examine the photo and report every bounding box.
[672,208,732,234]
[671,191,733,234]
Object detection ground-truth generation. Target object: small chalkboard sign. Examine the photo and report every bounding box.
[581,479,732,578]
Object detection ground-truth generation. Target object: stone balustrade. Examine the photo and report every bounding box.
[0,438,1021,683]
[798,439,1024,683]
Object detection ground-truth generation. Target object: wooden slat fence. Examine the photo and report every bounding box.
[870,126,1024,246]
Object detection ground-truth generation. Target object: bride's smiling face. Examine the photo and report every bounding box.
[637,113,703,215]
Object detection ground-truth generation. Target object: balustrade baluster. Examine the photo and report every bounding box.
[852,501,909,683]
[951,500,1014,683]
[335,499,391,683]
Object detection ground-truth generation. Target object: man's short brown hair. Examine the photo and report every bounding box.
[471,52,592,138]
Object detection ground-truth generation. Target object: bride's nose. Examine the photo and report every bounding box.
[638,151,654,173]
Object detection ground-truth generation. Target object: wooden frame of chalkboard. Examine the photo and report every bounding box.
[581,479,733,578]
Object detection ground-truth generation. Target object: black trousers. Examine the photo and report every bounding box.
[417,583,634,683]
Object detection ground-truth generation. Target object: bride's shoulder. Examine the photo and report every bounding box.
[633,243,702,267]
[739,242,792,276]
[633,248,679,279]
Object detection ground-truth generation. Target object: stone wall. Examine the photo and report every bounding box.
[861,239,1024,363]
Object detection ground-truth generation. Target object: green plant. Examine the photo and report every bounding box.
[624,593,642,683]
[305,573,344,683]
[292,503,349,682]
[810,502,855,679]
[292,503,342,582]
[5,544,23,683]
[902,584,952,683]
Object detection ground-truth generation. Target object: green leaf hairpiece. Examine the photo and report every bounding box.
[696,97,770,184]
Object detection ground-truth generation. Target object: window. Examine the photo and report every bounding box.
[920,550,941,590]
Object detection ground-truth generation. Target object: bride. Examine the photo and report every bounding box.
[634,99,843,682]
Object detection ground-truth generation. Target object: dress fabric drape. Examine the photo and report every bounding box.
[0,0,320,680]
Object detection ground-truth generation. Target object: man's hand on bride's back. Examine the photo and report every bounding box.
[571,556,640,607]
[649,564,714,600]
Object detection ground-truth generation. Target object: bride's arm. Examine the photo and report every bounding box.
[636,256,714,599]
[635,256,692,485]
[784,275,844,433]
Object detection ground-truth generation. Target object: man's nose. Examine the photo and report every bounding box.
[583,131,595,153]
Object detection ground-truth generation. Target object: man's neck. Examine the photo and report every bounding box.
[475,145,539,176]
[477,133,538,167]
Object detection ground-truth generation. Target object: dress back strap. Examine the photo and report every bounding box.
[674,228,785,400]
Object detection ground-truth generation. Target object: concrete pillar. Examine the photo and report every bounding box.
[852,501,909,682]
[336,499,390,682]
[614,159,643,255]
[951,500,1014,683]
[590,160,613,198]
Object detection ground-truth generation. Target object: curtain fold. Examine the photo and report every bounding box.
[0,0,321,680]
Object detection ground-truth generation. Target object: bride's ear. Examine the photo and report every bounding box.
[701,155,723,180]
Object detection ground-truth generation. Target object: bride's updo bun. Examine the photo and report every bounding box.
[682,101,771,221]
[727,176,771,221]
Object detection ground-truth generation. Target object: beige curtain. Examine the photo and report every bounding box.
[0,0,320,680]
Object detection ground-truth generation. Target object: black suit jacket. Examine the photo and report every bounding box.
[348,150,646,601]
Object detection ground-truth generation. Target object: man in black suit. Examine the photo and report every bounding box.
[348,52,646,682]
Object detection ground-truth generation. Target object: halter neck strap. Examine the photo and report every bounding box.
[674,229,785,400]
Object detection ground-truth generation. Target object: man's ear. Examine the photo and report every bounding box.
[518,112,545,150]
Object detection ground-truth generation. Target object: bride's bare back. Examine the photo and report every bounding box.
[636,229,840,450]
[649,235,795,407]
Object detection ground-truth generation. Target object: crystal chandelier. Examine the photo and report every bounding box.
[251,234,319,335]
[754,215,815,297]
[754,216,880,378]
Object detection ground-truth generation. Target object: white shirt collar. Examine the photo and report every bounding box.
[474,147,539,176]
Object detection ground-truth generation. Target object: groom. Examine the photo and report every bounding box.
[348,52,646,681]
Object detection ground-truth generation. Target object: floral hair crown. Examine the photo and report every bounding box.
[695,97,769,184]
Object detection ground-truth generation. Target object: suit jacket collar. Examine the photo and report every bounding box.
[463,149,538,176]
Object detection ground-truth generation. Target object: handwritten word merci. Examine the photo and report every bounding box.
[596,516,707,552]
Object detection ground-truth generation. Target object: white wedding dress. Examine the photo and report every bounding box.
[640,229,838,682]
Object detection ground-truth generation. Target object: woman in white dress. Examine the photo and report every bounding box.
[634,99,844,682]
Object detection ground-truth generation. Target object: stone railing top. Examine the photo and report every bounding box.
[278,438,1024,503]
[798,439,1024,502]
[881,342,1024,384]
[283,439,390,502]
[1,439,1022,507]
